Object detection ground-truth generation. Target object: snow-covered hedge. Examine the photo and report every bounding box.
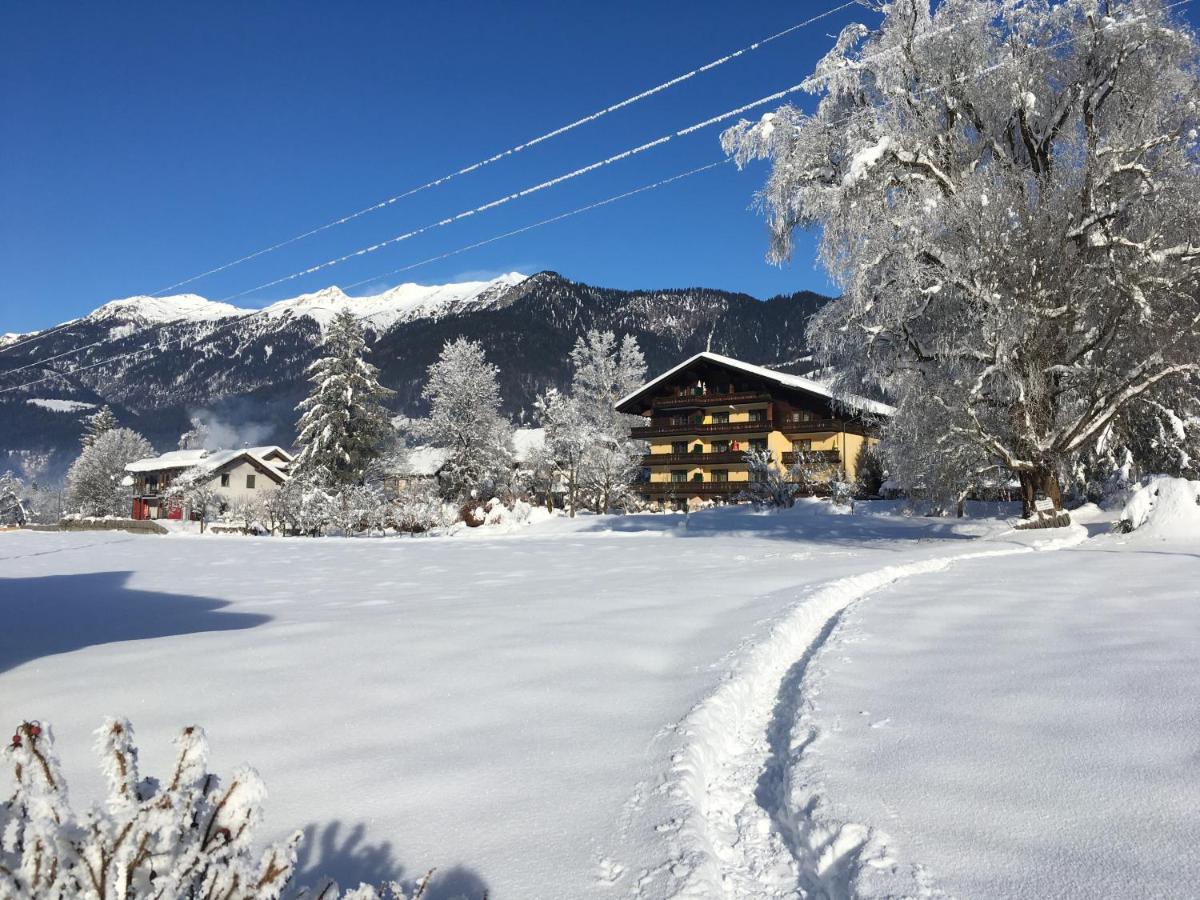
[0,720,434,899]
[1117,476,1200,538]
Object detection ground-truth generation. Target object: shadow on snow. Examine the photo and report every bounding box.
[292,820,489,900]
[0,571,270,675]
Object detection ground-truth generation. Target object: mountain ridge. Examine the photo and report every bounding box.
[0,271,831,479]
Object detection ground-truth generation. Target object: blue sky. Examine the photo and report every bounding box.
[0,1,877,331]
[4,2,1196,333]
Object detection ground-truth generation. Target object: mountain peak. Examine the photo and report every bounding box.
[88,294,252,325]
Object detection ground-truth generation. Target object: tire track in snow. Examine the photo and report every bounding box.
[645,526,1087,899]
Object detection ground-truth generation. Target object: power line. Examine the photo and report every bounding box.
[342,159,731,293]
[147,1,859,296]
[218,80,819,302]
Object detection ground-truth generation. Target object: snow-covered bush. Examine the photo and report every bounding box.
[0,472,29,526]
[390,481,450,534]
[65,428,154,518]
[739,450,802,509]
[0,720,438,900]
[1116,476,1200,538]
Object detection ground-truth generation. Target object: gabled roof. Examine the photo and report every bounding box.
[125,446,293,482]
[616,351,895,417]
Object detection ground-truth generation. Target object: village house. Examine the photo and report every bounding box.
[124,446,293,520]
[615,352,892,503]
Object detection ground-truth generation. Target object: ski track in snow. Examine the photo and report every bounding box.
[620,526,1088,900]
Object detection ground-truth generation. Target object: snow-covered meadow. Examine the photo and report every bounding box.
[1,500,1197,899]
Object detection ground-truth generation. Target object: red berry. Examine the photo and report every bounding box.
[10,735,19,747]
[28,725,40,737]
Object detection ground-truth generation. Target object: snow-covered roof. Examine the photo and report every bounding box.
[125,446,293,479]
[616,351,895,417]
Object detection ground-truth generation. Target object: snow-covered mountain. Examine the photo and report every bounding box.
[0,271,830,475]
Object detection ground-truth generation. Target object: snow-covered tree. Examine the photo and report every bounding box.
[417,338,513,501]
[0,471,28,526]
[166,466,220,532]
[80,405,117,450]
[178,416,211,451]
[391,480,450,533]
[0,719,429,899]
[535,331,647,515]
[269,472,334,536]
[853,444,886,498]
[535,388,589,516]
[739,449,804,508]
[65,428,153,517]
[723,0,1200,521]
[294,310,394,487]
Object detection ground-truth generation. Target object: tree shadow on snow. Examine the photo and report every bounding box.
[292,821,489,900]
[0,571,270,675]
[585,502,978,547]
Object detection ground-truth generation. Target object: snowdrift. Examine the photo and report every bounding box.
[1118,476,1200,538]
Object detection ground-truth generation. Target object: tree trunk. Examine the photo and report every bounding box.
[1018,466,1064,519]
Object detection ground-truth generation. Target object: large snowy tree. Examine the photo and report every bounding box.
[723,0,1200,518]
[557,330,648,513]
[294,309,394,487]
[65,427,153,517]
[417,338,513,500]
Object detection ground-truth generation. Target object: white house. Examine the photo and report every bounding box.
[125,446,293,521]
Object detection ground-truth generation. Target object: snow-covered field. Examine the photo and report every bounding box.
[1,502,1196,898]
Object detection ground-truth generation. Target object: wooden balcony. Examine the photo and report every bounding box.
[641,451,748,466]
[779,418,849,434]
[636,481,748,497]
[781,450,841,466]
[651,391,772,410]
[631,420,771,439]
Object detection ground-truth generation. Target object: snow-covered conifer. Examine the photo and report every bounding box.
[294,310,395,487]
[723,0,1200,520]
[80,405,117,450]
[417,338,513,501]
[0,471,28,525]
[65,428,153,517]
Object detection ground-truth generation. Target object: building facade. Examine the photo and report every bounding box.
[125,446,293,520]
[615,352,892,503]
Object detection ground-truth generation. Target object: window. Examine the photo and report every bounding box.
[246,473,256,489]
[711,412,730,424]
[712,440,730,453]
[793,439,813,452]
[712,469,729,482]
[671,470,687,483]
[749,409,767,423]
[672,441,688,455]
[220,473,230,488]
[692,472,703,482]
[749,438,768,452]
[690,443,703,454]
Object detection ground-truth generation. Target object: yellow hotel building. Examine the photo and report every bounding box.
[616,352,893,503]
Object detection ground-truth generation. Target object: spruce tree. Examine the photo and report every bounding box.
[80,405,117,450]
[294,309,394,486]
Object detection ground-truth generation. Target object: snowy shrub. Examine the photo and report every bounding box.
[0,720,441,900]
[1115,476,1200,538]
[390,481,448,534]
[0,472,29,526]
[739,450,802,509]
[458,502,485,528]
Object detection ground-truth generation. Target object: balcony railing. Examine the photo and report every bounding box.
[781,450,841,466]
[641,451,749,466]
[779,418,848,434]
[651,391,772,410]
[636,481,830,497]
[631,420,771,438]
